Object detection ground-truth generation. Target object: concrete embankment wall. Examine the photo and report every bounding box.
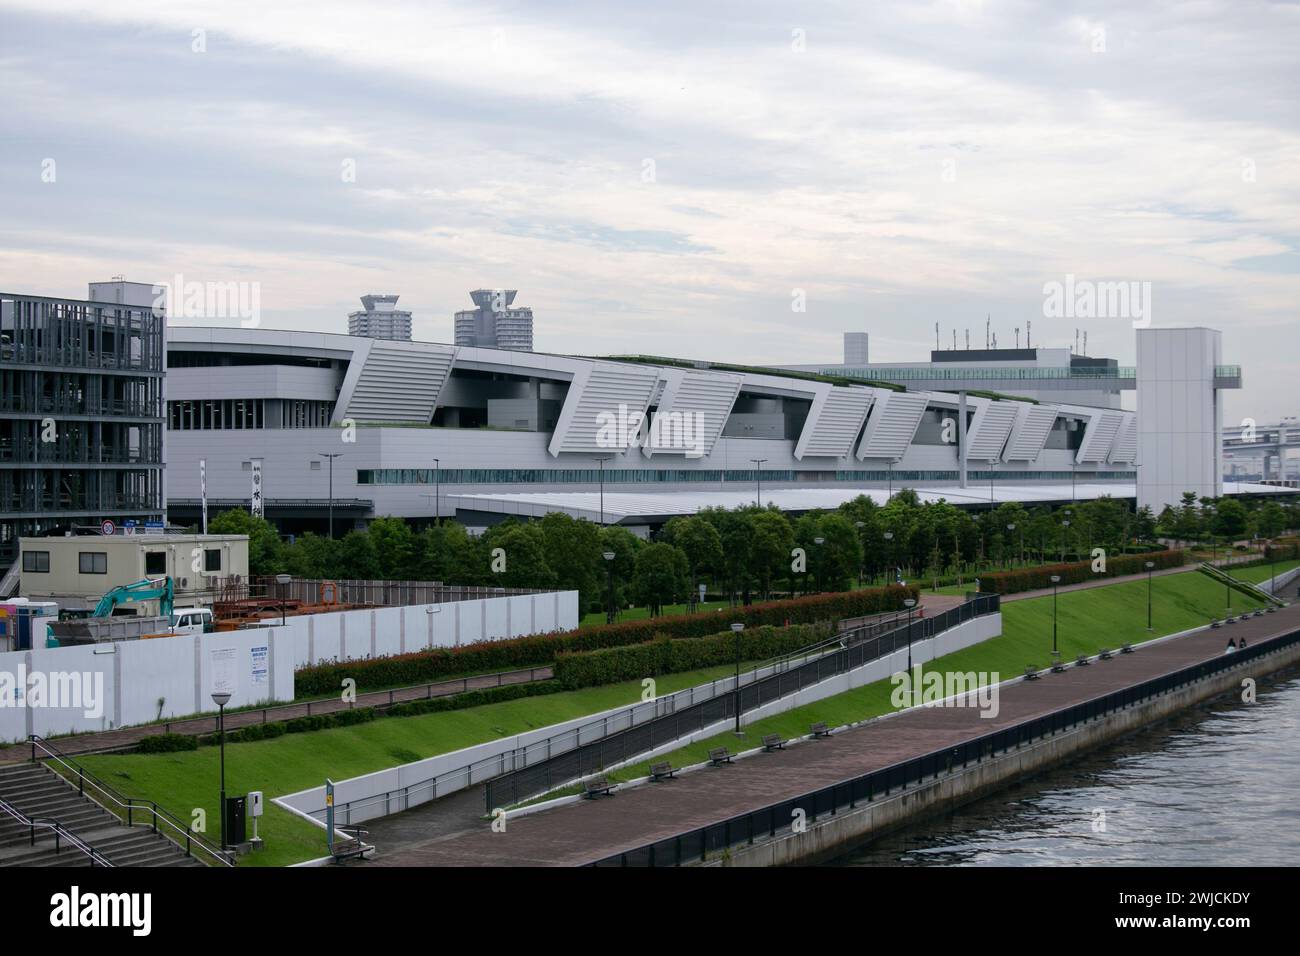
[713,637,1300,867]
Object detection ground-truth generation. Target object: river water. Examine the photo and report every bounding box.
[835,672,1300,866]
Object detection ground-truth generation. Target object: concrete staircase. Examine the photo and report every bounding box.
[0,764,205,867]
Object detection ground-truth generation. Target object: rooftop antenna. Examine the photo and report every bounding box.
[1015,327,1020,348]
[986,314,991,349]
[935,322,940,350]
[952,329,957,350]
[1083,330,1088,356]
[965,329,970,350]
[1026,320,1031,348]
[1074,329,1079,354]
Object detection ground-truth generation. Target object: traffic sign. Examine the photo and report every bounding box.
[100,520,116,536]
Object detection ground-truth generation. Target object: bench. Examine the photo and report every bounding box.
[330,827,370,862]
[761,733,786,752]
[1121,642,1135,654]
[809,722,832,738]
[1024,665,1040,680]
[649,762,676,781]
[1098,648,1114,660]
[582,775,616,799]
[708,747,733,766]
[1075,653,1090,666]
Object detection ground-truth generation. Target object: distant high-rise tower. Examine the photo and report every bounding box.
[454,289,534,351]
[844,332,869,365]
[348,294,412,341]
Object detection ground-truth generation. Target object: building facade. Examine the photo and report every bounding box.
[0,290,166,570]
[347,294,412,341]
[453,290,534,351]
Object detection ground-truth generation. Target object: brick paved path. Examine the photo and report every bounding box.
[367,605,1300,867]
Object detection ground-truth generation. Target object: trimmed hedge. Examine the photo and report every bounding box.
[135,732,199,753]
[293,584,917,697]
[553,623,832,690]
[191,680,567,746]
[978,549,1185,595]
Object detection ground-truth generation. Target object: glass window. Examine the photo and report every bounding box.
[79,552,108,574]
[145,551,167,575]
[22,551,50,573]
[204,549,222,572]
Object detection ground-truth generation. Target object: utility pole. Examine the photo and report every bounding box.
[319,453,342,539]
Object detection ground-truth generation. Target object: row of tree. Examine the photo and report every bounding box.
[207,491,1300,616]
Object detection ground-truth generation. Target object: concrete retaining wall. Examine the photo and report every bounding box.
[712,637,1300,866]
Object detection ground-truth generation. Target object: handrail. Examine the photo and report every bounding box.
[0,796,114,866]
[28,736,233,867]
[592,621,1299,866]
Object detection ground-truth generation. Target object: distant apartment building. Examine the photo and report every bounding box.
[454,290,534,351]
[844,332,869,365]
[348,294,412,341]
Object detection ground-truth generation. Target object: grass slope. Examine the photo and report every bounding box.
[517,571,1271,805]
[72,659,766,867]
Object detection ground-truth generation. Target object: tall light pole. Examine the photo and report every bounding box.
[319,453,342,539]
[211,691,231,850]
[593,456,612,526]
[1050,574,1061,658]
[731,622,745,735]
[750,458,767,508]
[1145,560,1154,631]
[903,597,917,705]
[813,536,825,593]
[1060,518,1071,563]
[888,461,894,500]
[602,550,616,624]
[883,530,895,584]
[854,521,865,586]
[1006,522,1016,570]
[432,457,441,527]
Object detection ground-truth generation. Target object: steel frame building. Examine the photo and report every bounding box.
[0,292,166,566]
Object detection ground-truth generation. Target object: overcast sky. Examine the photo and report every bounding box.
[1,0,1297,423]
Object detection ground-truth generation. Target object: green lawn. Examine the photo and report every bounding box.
[72,658,769,867]
[517,570,1270,805]
[1231,559,1300,585]
[580,600,735,627]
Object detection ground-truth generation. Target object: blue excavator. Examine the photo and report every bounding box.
[93,576,175,618]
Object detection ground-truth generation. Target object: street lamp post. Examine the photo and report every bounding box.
[211,691,232,850]
[318,453,342,539]
[883,531,895,584]
[433,457,441,527]
[854,521,865,586]
[888,461,894,500]
[602,551,616,624]
[593,457,612,526]
[903,598,917,705]
[1145,560,1155,631]
[1007,522,1016,570]
[750,458,767,507]
[730,622,745,735]
[1050,574,1061,659]
[813,536,825,593]
[1060,519,1071,563]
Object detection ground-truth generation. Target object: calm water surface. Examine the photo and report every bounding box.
[835,673,1300,866]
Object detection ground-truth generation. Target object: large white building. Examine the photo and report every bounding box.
[154,324,1272,536]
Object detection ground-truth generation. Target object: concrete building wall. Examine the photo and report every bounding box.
[1137,327,1223,512]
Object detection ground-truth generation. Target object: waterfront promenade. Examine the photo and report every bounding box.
[368,604,1300,866]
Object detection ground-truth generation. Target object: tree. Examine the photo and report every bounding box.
[670,516,724,596]
[367,516,417,580]
[487,524,556,589]
[599,525,642,610]
[539,512,601,610]
[816,513,862,592]
[282,532,340,579]
[631,542,687,616]
[337,530,379,579]
[1253,502,1286,539]
[749,510,794,599]
[207,508,283,577]
[1212,498,1249,541]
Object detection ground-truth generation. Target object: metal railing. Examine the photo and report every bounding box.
[590,622,1300,866]
[254,576,549,608]
[28,736,233,867]
[0,796,114,866]
[481,594,1000,811]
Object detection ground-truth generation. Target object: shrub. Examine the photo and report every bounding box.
[553,623,831,690]
[978,550,1185,596]
[135,733,198,753]
[293,584,917,696]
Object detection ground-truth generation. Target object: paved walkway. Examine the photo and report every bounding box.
[0,665,550,765]
[366,604,1300,867]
